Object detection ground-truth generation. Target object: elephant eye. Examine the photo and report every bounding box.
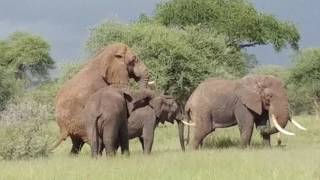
[114,54,123,58]
[266,93,273,100]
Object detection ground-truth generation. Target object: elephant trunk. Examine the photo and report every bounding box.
[261,100,293,136]
[177,120,185,151]
[133,61,150,88]
[138,69,149,88]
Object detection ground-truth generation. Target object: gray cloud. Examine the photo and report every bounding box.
[0,0,319,67]
[252,0,320,65]
[0,0,160,64]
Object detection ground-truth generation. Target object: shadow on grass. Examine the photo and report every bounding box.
[203,136,239,149]
[202,136,285,149]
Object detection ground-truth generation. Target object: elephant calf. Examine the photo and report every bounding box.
[82,87,153,157]
[127,95,185,154]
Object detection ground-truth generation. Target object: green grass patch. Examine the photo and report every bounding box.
[0,115,320,180]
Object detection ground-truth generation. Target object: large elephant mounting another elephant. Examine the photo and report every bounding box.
[183,75,306,149]
[53,43,151,153]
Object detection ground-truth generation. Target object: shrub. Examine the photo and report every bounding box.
[0,67,23,110]
[252,65,290,80]
[0,98,53,160]
[288,48,320,114]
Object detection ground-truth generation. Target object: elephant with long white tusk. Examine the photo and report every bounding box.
[182,75,306,149]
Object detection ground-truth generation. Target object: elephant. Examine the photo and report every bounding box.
[182,75,306,149]
[53,43,151,153]
[83,87,154,157]
[126,95,185,154]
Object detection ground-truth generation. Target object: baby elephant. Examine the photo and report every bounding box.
[127,95,185,154]
[83,87,153,157]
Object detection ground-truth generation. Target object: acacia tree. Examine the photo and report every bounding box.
[154,0,300,51]
[0,32,54,109]
[87,0,301,103]
[0,32,54,82]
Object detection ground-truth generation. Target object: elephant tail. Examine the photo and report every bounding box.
[92,113,103,156]
[50,130,68,151]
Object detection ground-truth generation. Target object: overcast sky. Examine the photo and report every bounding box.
[0,0,319,69]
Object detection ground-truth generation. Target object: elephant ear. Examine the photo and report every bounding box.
[123,88,154,113]
[149,97,164,118]
[236,85,262,115]
[100,55,129,85]
[97,44,129,84]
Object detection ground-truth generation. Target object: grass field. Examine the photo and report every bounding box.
[1,115,320,180]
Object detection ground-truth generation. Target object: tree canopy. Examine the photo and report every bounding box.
[87,22,249,102]
[154,0,300,51]
[86,0,301,103]
[0,32,54,82]
[0,32,54,109]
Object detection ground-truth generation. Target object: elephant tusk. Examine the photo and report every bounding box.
[271,114,295,136]
[290,119,307,131]
[181,120,195,126]
[148,81,155,85]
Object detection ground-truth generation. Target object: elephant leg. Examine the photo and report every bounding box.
[98,144,105,156]
[142,125,155,154]
[261,119,271,146]
[191,115,213,150]
[102,129,117,156]
[119,123,129,155]
[255,112,271,146]
[70,136,84,155]
[91,136,102,158]
[234,106,254,147]
[192,127,212,150]
[185,126,190,145]
[261,134,271,147]
[142,128,154,154]
[139,137,144,151]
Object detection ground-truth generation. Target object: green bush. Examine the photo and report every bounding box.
[288,48,320,114]
[0,67,23,110]
[0,32,55,110]
[252,65,290,80]
[0,98,53,160]
[87,22,248,102]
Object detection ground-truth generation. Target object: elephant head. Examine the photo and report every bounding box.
[238,75,306,136]
[121,88,155,115]
[149,95,185,151]
[95,43,150,88]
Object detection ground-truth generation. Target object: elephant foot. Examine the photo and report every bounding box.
[276,132,282,146]
[277,139,282,146]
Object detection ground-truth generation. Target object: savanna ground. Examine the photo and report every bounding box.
[0,115,319,180]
